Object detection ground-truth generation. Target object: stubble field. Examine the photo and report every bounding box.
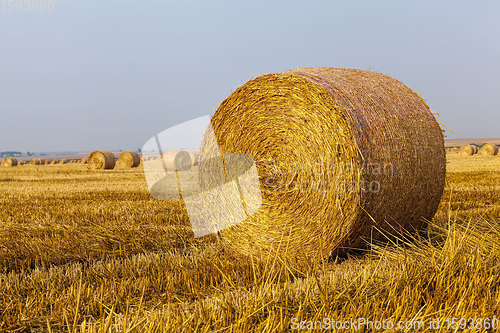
[0,153,499,332]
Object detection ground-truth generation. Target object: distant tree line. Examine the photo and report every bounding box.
[0,151,23,157]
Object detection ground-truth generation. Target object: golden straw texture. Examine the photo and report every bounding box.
[201,67,446,261]
[87,151,116,170]
[117,151,141,168]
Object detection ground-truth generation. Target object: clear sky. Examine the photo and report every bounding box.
[1,0,499,152]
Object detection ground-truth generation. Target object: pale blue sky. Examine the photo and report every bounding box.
[1,0,499,152]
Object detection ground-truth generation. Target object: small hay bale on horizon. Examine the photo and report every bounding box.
[163,150,192,171]
[87,151,116,170]
[478,143,498,156]
[459,144,478,156]
[1,158,18,167]
[188,150,200,166]
[116,151,141,169]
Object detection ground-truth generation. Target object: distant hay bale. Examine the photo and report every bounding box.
[199,67,446,261]
[163,150,192,171]
[117,151,141,168]
[459,144,478,156]
[188,150,200,166]
[87,151,116,170]
[1,158,18,167]
[478,143,498,156]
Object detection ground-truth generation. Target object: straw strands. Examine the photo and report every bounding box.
[200,67,446,261]
[87,151,116,170]
[1,158,18,167]
[117,151,141,169]
[478,143,498,156]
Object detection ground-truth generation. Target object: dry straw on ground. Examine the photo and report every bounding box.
[87,151,116,170]
[1,158,18,167]
[117,151,141,169]
[459,144,479,156]
[478,143,498,156]
[200,67,446,262]
[163,150,192,171]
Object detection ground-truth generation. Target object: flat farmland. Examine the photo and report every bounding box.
[0,154,499,332]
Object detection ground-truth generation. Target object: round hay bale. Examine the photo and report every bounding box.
[478,143,498,156]
[87,151,116,170]
[200,67,446,261]
[1,158,18,167]
[187,150,200,166]
[163,150,192,171]
[117,151,141,168]
[459,144,478,156]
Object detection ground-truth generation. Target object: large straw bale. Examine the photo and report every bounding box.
[199,67,446,261]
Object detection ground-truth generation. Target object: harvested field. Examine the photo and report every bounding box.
[0,153,498,331]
